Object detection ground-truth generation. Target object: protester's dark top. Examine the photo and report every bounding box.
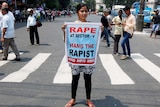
[101,15,109,28]
[152,15,160,24]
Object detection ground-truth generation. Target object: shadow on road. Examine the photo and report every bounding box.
[93,96,128,107]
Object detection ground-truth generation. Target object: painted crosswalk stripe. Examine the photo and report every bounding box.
[99,54,135,85]
[0,52,23,67]
[53,56,72,84]
[0,53,51,82]
[132,53,160,83]
[154,53,160,57]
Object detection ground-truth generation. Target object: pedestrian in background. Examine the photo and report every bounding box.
[62,3,96,107]
[150,9,160,38]
[0,4,3,53]
[26,9,40,45]
[1,8,21,61]
[0,2,15,54]
[101,9,110,47]
[120,6,136,60]
[1,2,15,21]
[112,10,124,56]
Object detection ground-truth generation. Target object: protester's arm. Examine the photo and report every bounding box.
[1,28,7,42]
[61,24,66,42]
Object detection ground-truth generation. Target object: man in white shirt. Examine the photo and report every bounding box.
[120,6,136,60]
[1,2,15,21]
[0,6,3,53]
[27,9,40,45]
[1,8,20,61]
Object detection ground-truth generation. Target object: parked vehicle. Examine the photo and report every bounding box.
[143,11,155,28]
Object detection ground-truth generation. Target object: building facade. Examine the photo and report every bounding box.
[145,0,158,9]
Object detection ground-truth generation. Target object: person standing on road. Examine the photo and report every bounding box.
[101,9,110,47]
[0,8,21,61]
[26,9,40,45]
[120,6,136,60]
[62,3,96,107]
[112,10,124,56]
[150,9,160,38]
[1,2,15,21]
[0,4,3,53]
[0,2,15,53]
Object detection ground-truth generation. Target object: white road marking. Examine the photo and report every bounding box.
[0,53,51,82]
[53,56,72,84]
[0,52,23,66]
[99,54,135,85]
[154,53,160,57]
[132,53,160,83]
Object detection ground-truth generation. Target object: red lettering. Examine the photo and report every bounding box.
[70,27,96,34]
[77,27,83,32]
[84,27,90,32]
[70,27,76,33]
[91,28,96,34]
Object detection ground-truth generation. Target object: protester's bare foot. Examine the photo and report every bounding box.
[65,99,76,107]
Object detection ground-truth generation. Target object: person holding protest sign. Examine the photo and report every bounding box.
[62,3,96,107]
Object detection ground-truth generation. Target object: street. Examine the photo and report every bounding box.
[0,14,160,107]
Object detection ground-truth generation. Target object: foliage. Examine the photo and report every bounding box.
[85,0,96,11]
[103,0,138,8]
[27,0,70,10]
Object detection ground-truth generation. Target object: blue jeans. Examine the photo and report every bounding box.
[101,27,110,46]
[0,31,3,50]
[121,32,131,56]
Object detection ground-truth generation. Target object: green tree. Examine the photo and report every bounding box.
[85,0,96,11]
[59,0,70,9]
[103,0,138,8]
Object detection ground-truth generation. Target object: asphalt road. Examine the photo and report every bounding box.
[0,14,160,107]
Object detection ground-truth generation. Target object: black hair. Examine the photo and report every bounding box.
[76,3,89,13]
[123,6,130,11]
[119,9,123,13]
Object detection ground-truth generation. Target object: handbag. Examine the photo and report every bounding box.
[36,21,42,27]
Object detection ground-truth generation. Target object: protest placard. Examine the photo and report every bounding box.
[65,22,101,65]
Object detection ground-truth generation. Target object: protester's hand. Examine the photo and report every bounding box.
[122,23,126,26]
[61,24,66,32]
[27,28,29,31]
[1,37,4,42]
[101,26,104,31]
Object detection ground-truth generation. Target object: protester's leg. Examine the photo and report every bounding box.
[114,35,120,54]
[150,24,156,37]
[104,28,110,47]
[125,34,130,57]
[84,73,92,99]
[0,31,3,53]
[155,24,160,38]
[2,39,10,59]
[121,32,130,59]
[65,73,80,107]
[71,73,80,99]
[34,26,40,44]
[10,39,20,59]
[84,73,95,107]
[121,34,127,56]
[29,27,34,45]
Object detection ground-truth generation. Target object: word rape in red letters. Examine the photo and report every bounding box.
[70,27,96,34]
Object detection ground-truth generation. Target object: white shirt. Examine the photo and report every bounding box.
[124,14,136,35]
[112,16,125,35]
[8,11,15,21]
[27,14,37,28]
[1,13,15,38]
